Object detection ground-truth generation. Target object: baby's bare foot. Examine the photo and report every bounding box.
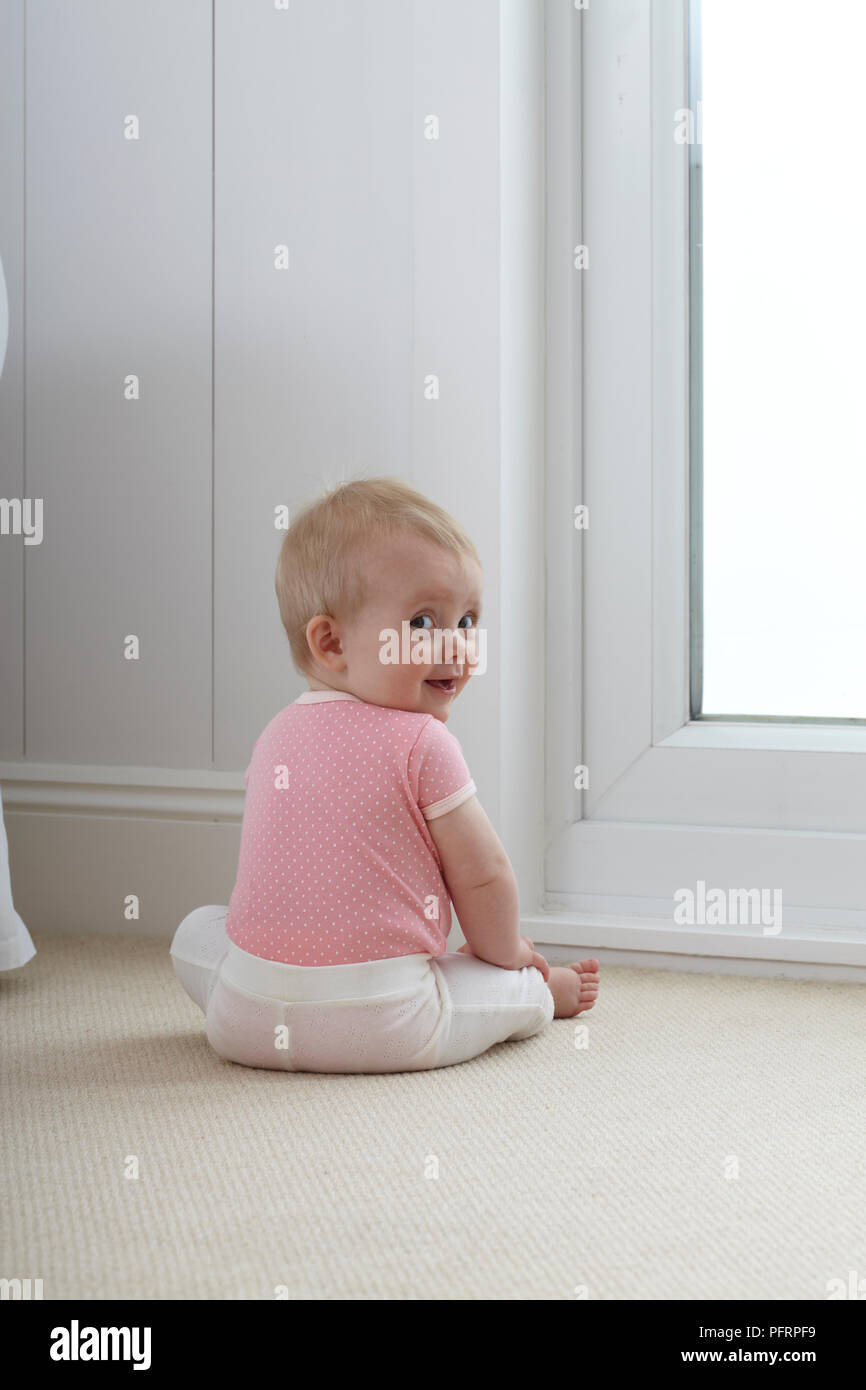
[548,958,600,1018]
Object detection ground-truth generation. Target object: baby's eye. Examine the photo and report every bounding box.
[409,613,477,630]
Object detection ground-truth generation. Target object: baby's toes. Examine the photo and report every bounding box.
[568,959,600,1010]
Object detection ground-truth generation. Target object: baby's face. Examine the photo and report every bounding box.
[308,534,483,722]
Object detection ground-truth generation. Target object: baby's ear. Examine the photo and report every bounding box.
[306,614,346,667]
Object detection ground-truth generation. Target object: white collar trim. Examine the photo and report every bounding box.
[294,690,364,704]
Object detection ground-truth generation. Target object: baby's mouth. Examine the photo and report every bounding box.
[425,678,457,694]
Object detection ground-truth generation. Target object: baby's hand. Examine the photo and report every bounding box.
[516,935,550,981]
[458,936,550,980]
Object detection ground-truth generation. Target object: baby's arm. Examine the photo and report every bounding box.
[427,795,537,971]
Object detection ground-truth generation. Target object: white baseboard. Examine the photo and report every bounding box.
[531,942,866,984]
[523,912,866,982]
[4,809,240,938]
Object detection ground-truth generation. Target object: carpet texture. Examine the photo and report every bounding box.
[2,932,864,1300]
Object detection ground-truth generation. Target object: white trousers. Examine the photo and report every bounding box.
[170,905,554,1073]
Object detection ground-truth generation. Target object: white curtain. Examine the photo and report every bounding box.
[0,246,34,968]
[0,786,35,971]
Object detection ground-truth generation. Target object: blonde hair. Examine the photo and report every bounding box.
[275,476,482,677]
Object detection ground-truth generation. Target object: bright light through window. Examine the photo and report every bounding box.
[696,0,866,720]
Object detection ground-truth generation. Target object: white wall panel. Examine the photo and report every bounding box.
[24,0,213,765]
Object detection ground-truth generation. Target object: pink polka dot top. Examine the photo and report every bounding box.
[225,690,478,965]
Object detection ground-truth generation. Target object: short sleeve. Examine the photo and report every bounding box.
[408,717,477,821]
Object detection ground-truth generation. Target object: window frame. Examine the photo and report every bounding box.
[540,0,866,971]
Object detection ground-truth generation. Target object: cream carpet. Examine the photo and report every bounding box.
[2,932,863,1300]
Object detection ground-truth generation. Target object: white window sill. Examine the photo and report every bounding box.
[658,721,866,755]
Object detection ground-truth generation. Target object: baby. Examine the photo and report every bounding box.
[171,477,600,1072]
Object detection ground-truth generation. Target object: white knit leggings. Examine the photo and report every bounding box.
[170,905,554,1074]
